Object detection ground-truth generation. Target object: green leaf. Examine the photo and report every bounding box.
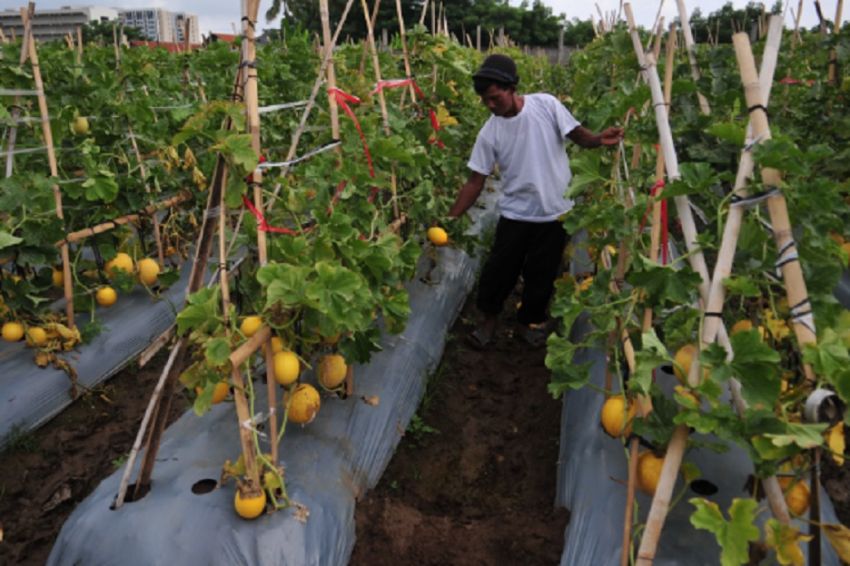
[721,330,782,408]
[176,287,220,335]
[723,275,762,298]
[214,133,258,171]
[204,337,231,367]
[259,263,311,308]
[663,162,719,197]
[690,498,760,566]
[706,122,746,146]
[82,174,119,202]
[803,329,850,405]
[633,329,670,394]
[545,335,592,396]
[0,231,23,251]
[626,255,701,307]
[764,422,828,449]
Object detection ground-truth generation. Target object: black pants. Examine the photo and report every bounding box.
[476,216,568,325]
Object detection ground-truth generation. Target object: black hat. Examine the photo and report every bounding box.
[472,54,519,85]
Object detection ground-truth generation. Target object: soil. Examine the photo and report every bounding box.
[0,350,190,566]
[351,300,570,566]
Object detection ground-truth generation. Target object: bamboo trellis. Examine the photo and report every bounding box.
[621,7,823,562]
[11,4,76,330]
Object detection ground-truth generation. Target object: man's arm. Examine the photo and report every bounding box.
[448,171,488,218]
[567,125,624,148]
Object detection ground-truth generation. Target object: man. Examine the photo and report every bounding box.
[448,54,623,349]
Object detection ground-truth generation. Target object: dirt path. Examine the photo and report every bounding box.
[0,352,189,566]
[351,299,570,565]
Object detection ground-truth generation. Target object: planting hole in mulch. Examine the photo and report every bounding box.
[111,482,151,507]
[191,479,219,495]
[690,479,719,496]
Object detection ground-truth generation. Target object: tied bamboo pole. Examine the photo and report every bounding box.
[267,0,357,207]
[57,192,191,246]
[699,15,793,526]
[76,26,82,66]
[418,0,429,27]
[829,0,844,83]
[242,0,278,472]
[361,0,401,220]
[358,0,381,76]
[112,23,120,69]
[624,25,677,566]
[126,63,246,506]
[5,4,35,180]
[319,0,341,145]
[732,33,818,382]
[793,0,804,46]
[21,5,75,330]
[623,5,730,562]
[675,0,711,115]
[394,0,416,102]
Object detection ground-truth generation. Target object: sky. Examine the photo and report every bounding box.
[14,1,845,38]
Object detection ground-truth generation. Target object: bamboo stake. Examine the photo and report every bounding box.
[358,0,381,76]
[76,26,82,66]
[128,127,166,268]
[829,0,844,83]
[21,5,75,330]
[57,192,191,246]
[794,0,804,46]
[128,65,245,505]
[815,0,828,36]
[319,0,341,144]
[112,23,120,69]
[624,25,676,566]
[419,0,429,27]
[4,4,33,179]
[651,17,665,61]
[114,337,184,508]
[431,0,436,36]
[395,0,416,102]
[241,0,278,471]
[699,16,793,526]
[624,6,732,562]
[361,0,401,220]
[267,0,357,207]
[733,33,818,383]
[674,0,710,115]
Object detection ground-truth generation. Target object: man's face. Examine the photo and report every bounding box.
[479,84,515,117]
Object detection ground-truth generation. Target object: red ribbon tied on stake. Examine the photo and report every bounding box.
[242,195,302,235]
[371,78,447,149]
[371,78,425,100]
[327,87,375,178]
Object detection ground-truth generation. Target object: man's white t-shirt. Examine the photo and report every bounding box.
[467,93,580,222]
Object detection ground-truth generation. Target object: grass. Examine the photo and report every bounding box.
[1,425,38,454]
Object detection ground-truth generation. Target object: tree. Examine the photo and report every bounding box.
[686,1,781,44]
[82,20,144,44]
[267,0,424,42]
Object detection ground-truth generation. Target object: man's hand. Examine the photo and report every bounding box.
[599,126,624,146]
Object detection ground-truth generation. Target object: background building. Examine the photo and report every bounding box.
[174,13,200,45]
[118,8,174,42]
[118,9,199,44]
[0,6,118,42]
